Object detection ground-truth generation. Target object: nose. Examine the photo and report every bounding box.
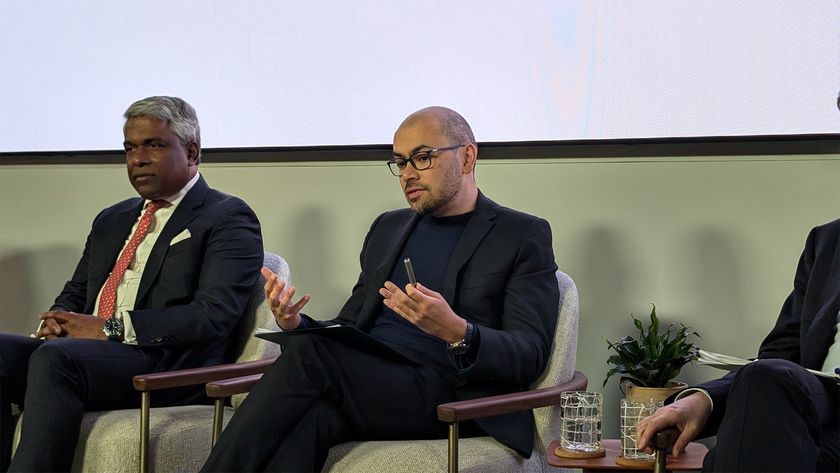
[400,164,419,183]
[127,148,151,166]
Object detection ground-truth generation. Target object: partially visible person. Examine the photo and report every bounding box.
[200,106,560,472]
[637,218,840,472]
[0,96,263,472]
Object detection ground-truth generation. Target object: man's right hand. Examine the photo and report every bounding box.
[261,266,309,331]
[635,391,712,458]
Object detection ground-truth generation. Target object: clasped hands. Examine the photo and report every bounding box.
[33,311,107,340]
[261,266,467,342]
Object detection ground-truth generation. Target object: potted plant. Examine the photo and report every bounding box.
[603,304,701,402]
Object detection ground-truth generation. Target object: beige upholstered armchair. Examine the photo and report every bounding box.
[12,252,288,473]
[206,270,586,472]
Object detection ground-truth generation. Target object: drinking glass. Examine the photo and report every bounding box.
[559,391,603,453]
[619,398,664,461]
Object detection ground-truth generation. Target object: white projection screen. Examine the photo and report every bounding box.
[0,0,838,153]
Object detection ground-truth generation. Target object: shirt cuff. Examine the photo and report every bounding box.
[120,309,138,345]
[675,387,714,412]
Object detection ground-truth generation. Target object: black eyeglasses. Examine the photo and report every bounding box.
[386,144,465,177]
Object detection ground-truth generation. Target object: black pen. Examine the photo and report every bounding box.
[404,257,417,287]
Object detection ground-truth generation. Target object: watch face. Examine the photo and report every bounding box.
[104,318,123,338]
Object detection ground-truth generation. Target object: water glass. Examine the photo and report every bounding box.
[619,398,664,461]
[559,391,603,453]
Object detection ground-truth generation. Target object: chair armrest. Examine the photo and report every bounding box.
[133,357,278,392]
[206,373,265,398]
[437,370,587,423]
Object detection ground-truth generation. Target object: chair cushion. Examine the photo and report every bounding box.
[324,437,540,473]
[14,406,216,473]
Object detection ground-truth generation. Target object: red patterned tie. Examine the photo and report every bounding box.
[96,200,166,319]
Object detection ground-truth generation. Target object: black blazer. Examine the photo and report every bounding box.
[699,217,840,435]
[306,192,560,456]
[51,175,264,372]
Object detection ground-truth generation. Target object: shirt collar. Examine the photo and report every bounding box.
[144,171,200,209]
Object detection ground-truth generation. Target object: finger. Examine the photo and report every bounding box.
[382,296,411,320]
[279,286,297,312]
[40,318,63,337]
[264,275,284,300]
[383,281,404,295]
[287,295,310,315]
[411,283,441,299]
[268,281,288,309]
[379,287,394,299]
[637,415,668,450]
[260,266,276,280]
[671,427,697,458]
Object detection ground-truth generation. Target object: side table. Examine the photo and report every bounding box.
[547,439,707,472]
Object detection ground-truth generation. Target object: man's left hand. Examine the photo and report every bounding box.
[39,311,107,340]
[380,281,467,343]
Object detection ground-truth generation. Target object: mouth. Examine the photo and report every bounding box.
[132,174,156,185]
[404,186,425,201]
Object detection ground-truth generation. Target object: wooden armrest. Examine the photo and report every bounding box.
[133,357,277,391]
[206,373,265,398]
[437,370,587,423]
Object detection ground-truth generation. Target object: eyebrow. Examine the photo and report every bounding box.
[392,144,433,159]
[123,137,166,147]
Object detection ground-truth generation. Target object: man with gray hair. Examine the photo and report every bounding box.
[0,96,263,472]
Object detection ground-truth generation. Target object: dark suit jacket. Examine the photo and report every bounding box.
[50,175,263,372]
[698,217,840,435]
[305,192,560,456]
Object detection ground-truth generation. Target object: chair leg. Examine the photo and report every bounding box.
[447,421,459,473]
[139,391,150,473]
[212,398,226,445]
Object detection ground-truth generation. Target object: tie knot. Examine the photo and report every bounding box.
[146,199,167,214]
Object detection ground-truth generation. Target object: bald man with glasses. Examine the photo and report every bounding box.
[201,106,562,472]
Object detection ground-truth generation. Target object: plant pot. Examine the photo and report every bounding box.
[624,380,687,403]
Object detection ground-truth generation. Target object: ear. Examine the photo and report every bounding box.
[462,143,477,175]
[186,142,199,165]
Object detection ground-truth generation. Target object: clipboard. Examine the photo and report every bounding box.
[256,325,417,365]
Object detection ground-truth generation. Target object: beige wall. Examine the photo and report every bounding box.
[1,153,838,436]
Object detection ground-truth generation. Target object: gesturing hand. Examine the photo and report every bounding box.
[379,281,467,343]
[261,266,310,331]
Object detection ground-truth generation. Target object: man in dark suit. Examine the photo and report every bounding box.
[201,106,560,472]
[0,96,263,472]
[637,218,840,472]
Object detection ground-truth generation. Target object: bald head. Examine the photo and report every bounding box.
[398,106,476,147]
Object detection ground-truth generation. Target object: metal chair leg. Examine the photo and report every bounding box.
[447,421,459,473]
[139,391,150,473]
[212,398,225,445]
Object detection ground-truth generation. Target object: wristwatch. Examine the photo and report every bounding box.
[102,317,124,341]
[447,321,475,355]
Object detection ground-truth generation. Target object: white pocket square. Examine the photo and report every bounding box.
[170,229,192,245]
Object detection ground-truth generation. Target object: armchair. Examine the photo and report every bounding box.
[206,270,586,472]
[11,251,288,473]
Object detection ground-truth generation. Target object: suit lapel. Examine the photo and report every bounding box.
[355,213,421,329]
[372,213,421,287]
[135,176,209,305]
[442,193,497,304]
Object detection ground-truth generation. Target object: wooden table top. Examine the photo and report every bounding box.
[547,439,708,471]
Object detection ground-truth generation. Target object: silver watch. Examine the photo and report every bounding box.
[102,317,124,341]
[447,322,475,355]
